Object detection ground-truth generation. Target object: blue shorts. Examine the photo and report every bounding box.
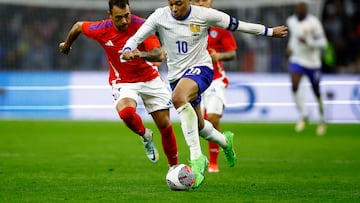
[170,66,214,107]
[289,63,322,85]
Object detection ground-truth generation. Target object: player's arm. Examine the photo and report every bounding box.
[209,49,236,63]
[210,30,237,62]
[132,47,164,62]
[300,20,327,49]
[59,21,83,55]
[206,8,288,38]
[121,11,158,60]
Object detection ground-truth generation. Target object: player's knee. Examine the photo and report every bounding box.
[171,94,187,108]
[119,106,136,120]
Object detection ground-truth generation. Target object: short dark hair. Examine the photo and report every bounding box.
[108,0,129,13]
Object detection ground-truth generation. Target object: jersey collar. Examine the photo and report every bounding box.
[171,5,192,21]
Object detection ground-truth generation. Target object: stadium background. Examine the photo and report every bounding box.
[0,0,359,123]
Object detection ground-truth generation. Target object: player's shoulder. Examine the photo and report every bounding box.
[286,15,297,23]
[306,14,321,23]
[191,5,216,17]
[130,14,145,25]
[153,6,169,16]
[84,19,113,32]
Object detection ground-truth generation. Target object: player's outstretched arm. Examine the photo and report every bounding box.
[207,8,288,38]
[59,22,83,55]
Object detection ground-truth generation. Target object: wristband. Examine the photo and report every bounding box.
[122,47,131,52]
[264,27,273,37]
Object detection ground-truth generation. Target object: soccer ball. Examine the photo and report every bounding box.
[166,164,195,191]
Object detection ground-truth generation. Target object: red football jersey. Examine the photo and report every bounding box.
[82,15,160,85]
[207,27,237,87]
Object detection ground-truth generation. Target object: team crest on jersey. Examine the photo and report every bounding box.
[189,24,200,36]
[210,30,218,38]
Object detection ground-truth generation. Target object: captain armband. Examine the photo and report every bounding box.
[227,16,239,32]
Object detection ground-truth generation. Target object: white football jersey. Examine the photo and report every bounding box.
[123,5,231,82]
[286,14,327,69]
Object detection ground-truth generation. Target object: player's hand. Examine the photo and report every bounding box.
[121,50,135,61]
[59,42,71,55]
[132,49,142,59]
[271,25,288,38]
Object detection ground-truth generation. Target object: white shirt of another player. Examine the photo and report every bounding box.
[286,14,327,69]
[123,5,231,83]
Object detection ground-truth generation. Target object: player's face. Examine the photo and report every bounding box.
[109,5,131,31]
[168,0,191,19]
[192,0,213,8]
[295,2,307,21]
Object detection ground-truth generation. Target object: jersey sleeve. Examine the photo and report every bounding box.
[205,8,268,36]
[122,9,159,52]
[307,17,327,49]
[81,21,101,39]
[205,8,231,30]
[221,30,237,51]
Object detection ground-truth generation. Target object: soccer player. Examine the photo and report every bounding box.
[59,0,179,166]
[192,0,237,173]
[286,0,328,136]
[121,0,288,188]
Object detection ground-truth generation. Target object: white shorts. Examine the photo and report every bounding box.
[112,76,173,114]
[201,79,226,115]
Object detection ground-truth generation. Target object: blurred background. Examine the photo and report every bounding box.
[0,0,359,122]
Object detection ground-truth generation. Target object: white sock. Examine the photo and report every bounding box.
[199,120,227,148]
[317,96,325,123]
[177,103,202,160]
[294,90,306,118]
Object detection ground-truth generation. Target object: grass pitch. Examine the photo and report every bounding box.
[0,120,359,202]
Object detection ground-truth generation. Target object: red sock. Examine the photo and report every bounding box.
[208,141,220,165]
[160,125,178,166]
[118,106,145,136]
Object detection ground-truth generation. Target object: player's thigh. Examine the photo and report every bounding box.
[172,78,199,105]
[289,63,306,90]
[203,80,226,115]
[203,92,224,115]
[112,83,140,111]
[140,77,173,114]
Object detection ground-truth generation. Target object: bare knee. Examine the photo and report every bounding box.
[172,92,188,109]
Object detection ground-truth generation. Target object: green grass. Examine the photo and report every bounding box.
[0,120,359,202]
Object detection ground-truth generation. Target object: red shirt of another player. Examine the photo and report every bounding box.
[207,27,237,87]
[82,15,160,85]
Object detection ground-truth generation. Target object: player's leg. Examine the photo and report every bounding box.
[151,109,178,167]
[290,63,307,132]
[201,82,225,172]
[116,98,145,136]
[206,114,222,172]
[172,77,203,161]
[308,69,326,136]
[171,77,208,188]
[113,84,158,163]
[170,66,216,188]
[196,104,235,168]
[141,76,179,166]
